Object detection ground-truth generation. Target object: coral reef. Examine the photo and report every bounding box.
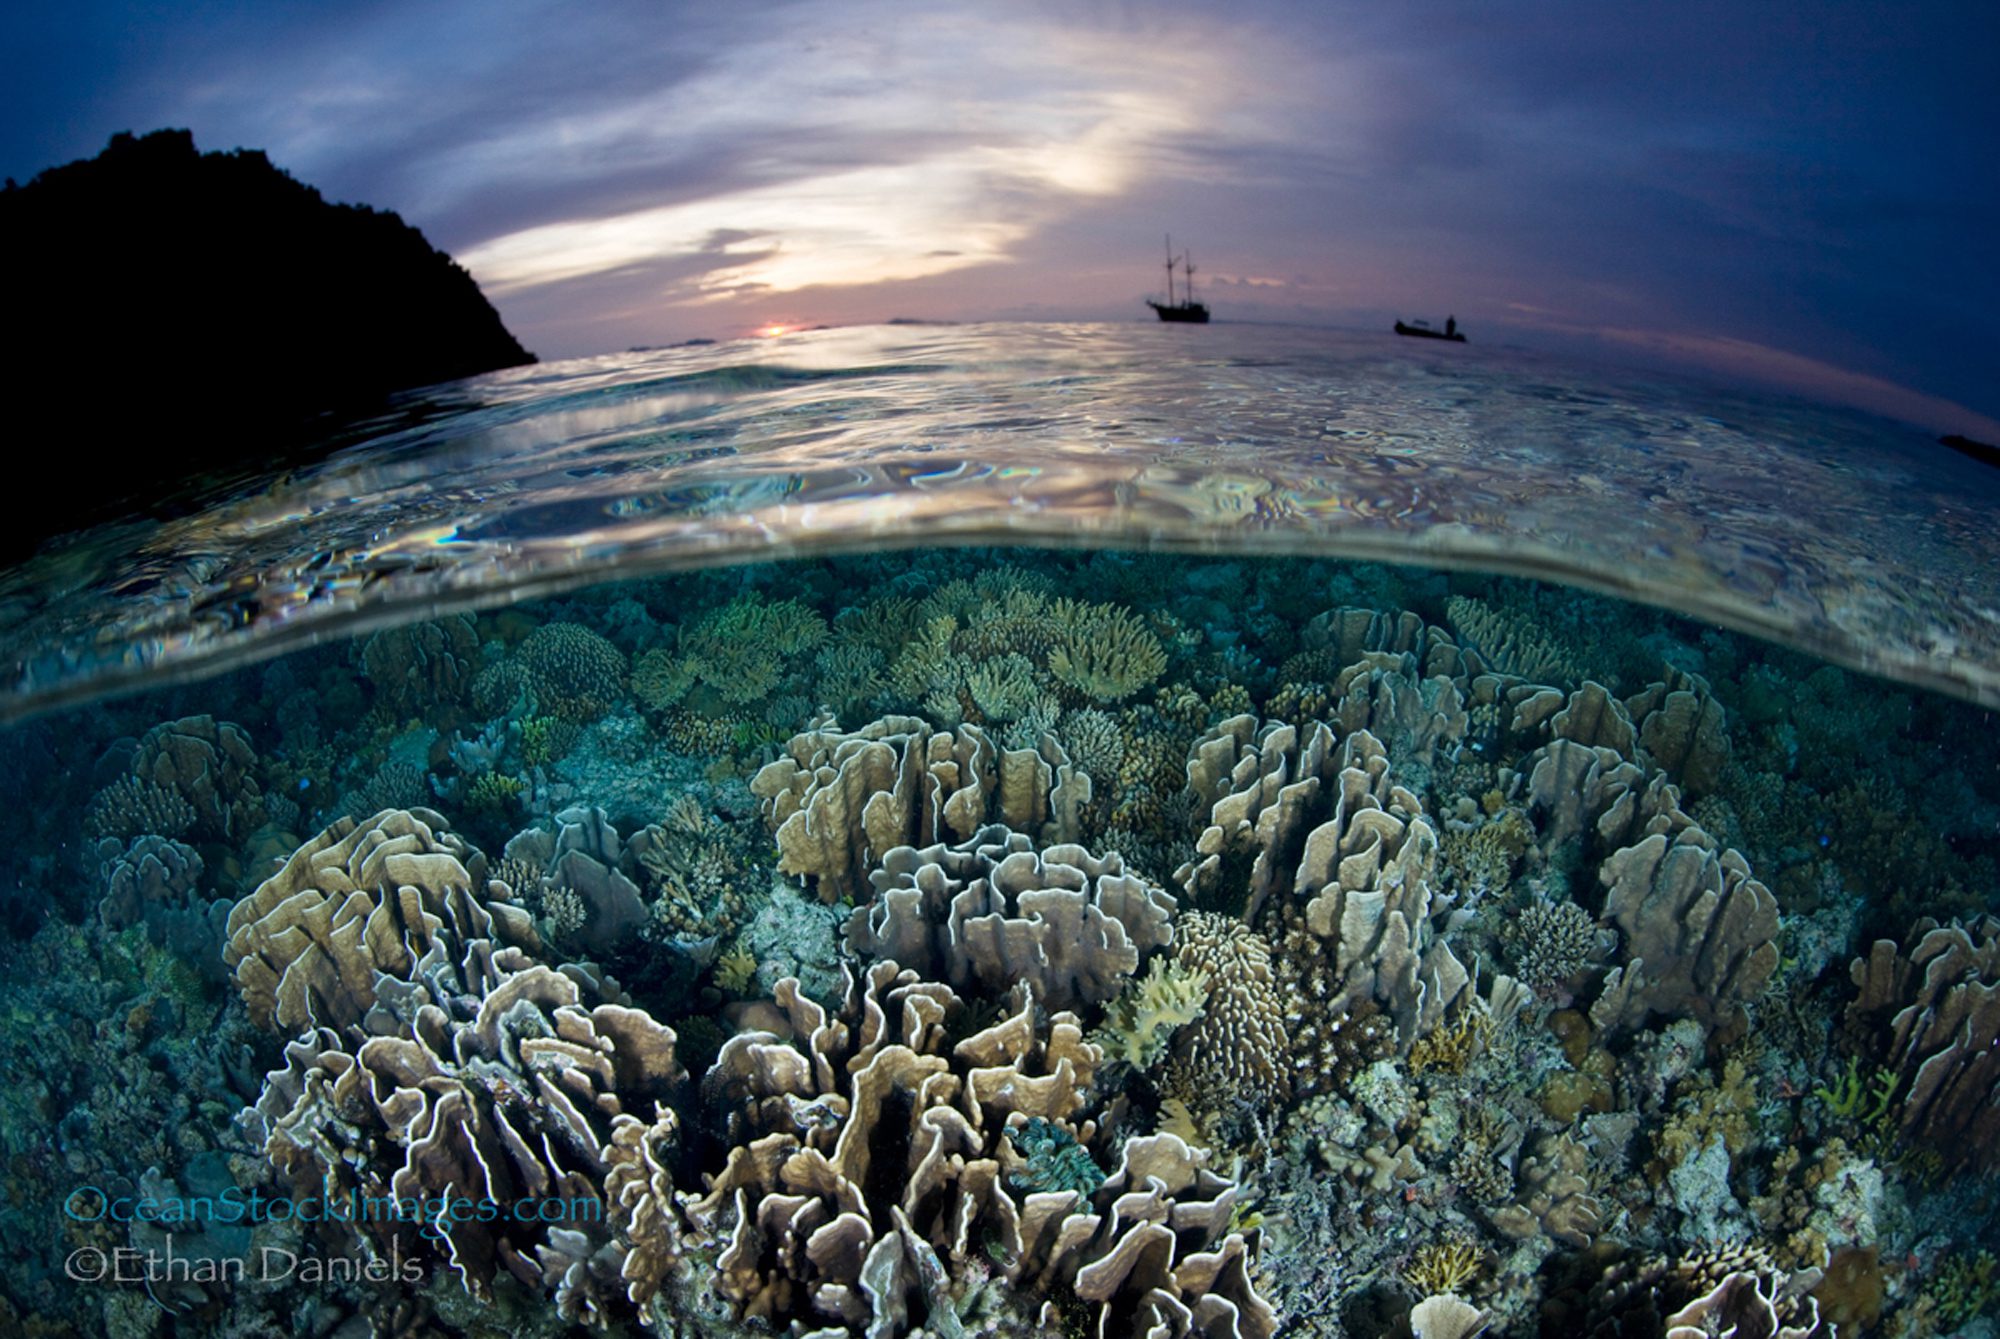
[9,550,2000,1339]
[691,960,1275,1338]
[517,622,629,723]
[1844,914,2000,1170]
[751,715,1089,902]
[850,822,1173,1010]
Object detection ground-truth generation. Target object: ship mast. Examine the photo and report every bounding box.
[1163,234,1177,306]
[1184,250,1196,304]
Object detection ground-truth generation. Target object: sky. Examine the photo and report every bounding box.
[6,0,1997,434]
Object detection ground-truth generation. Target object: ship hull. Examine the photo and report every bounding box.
[1394,321,1466,342]
[1149,300,1211,324]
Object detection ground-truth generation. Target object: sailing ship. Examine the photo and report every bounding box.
[1394,317,1466,342]
[1147,236,1210,323]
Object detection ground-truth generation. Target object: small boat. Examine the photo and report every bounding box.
[1940,434,2000,469]
[1147,235,1210,323]
[1395,318,1466,342]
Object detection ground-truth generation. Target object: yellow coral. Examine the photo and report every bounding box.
[1409,1006,1492,1075]
[1047,598,1167,702]
[1091,957,1209,1068]
[1659,1055,1758,1166]
[1403,1238,1484,1296]
[714,942,759,996]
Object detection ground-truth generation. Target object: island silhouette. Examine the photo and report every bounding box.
[0,129,534,555]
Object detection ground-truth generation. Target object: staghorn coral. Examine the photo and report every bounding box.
[750,715,1088,902]
[657,590,829,710]
[1047,597,1169,702]
[1404,1238,1485,1298]
[850,823,1173,1012]
[517,621,628,722]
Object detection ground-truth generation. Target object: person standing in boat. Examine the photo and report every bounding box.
[1445,315,1457,337]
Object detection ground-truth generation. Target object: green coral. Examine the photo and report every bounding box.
[713,942,759,996]
[677,593,828,706]
[520,715,580,767]
[1047,598,1168,702]
[1815,1056,1900,1129]
[1926,1249,2000,1330]
[1091,956,1208,1069]
[464,770,524,814]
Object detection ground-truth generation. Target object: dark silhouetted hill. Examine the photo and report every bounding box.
[0,128,534,555]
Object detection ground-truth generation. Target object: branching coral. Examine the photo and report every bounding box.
[1167,911,1292,1116]
[1507,897,1600,991]
[517,621,628,722]
[1093,956,1209,1070]
[1047,597,1168,703]
[1404,1238,1484,1297]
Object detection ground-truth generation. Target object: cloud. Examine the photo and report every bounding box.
[7,0,1991,417]
[452,7,1244,301]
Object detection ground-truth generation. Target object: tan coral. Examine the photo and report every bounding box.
[1488,1132,1603,1249]
[1626,669,1731,796]
[1590,832,1779,1040]
[1168,912,1292,1112]
[751,715,1088,902]
[245,945,684,1317]
[852,823,1174,1010]
[223,807,539,1034]
[1178,719,1472,1045]
[1845,914,2000,1170]
[688,961,1274,1339]
[131,714,262,839]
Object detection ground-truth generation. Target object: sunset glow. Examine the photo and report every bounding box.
[7,1,1993,430]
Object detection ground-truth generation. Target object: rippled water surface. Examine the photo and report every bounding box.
[4,321,1996,720]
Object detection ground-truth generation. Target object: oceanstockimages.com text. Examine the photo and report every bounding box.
[63,1183,601,1243]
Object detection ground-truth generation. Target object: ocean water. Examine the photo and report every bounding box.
[1,322,1995,1338]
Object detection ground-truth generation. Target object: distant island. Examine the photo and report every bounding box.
[0,128,535,553]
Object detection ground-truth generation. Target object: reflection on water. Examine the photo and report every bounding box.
[1,318,1997,1334]
[2,321,1996,722]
